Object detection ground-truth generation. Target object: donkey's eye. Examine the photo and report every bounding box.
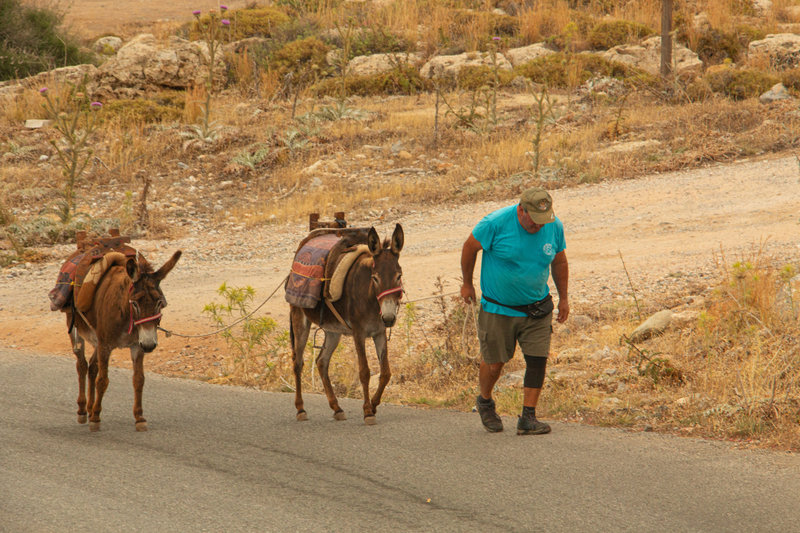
[156,298,167,310]
[371,274,379,285]
[130,301,140,315]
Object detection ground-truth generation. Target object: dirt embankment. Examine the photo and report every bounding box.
[2,155,799,378]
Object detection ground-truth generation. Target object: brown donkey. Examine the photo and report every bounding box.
[66,250,181,431]
[289,224,404,424]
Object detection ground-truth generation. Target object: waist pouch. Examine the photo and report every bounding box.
[483,293,554,319]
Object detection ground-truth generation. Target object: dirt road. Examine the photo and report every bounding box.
[2,154,799,373]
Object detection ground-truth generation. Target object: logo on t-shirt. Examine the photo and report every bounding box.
[543,243,554,256]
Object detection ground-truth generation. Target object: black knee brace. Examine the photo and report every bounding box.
[523,355,547,389]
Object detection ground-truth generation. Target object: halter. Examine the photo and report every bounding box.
[377,286,403,302]
[127,285,162,334]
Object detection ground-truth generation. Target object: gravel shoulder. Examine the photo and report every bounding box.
[2,154,799,375]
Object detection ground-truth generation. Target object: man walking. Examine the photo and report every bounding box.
[461,187,569,434]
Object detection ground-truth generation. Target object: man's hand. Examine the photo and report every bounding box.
[556,298,570,323]
[461,283,477,304]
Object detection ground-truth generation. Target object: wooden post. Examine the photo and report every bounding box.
[661,0,673,79]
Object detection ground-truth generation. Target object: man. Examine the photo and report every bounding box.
[460,187,569,435]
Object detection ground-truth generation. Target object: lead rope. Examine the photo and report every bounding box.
[157,275,289,339]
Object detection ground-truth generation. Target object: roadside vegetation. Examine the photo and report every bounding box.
[1,0,799,449]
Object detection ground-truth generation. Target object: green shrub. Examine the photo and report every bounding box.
[231,6,290,39]
[100,97,183,125]
[588,19,654,50]
[456,65,515,91]
[269,36,330,79]
[692,28,744,65]
[703,66,779,100]
[312,64,428,96]
[350,28,414,58]
[781,67,800,91]
[514,52,656,88]
[0,0,94,81]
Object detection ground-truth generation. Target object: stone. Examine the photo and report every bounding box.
[629,309,673,343]
[600,37,703,77]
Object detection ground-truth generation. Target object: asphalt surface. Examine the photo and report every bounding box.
[3,348,800,532]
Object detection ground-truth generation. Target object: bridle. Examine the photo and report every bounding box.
[127,284,163,334]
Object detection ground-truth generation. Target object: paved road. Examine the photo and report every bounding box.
[3,348,800,532]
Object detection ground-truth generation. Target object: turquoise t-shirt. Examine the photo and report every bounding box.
[472,204,566,317]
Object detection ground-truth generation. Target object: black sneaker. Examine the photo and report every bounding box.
[476,395,503,433]
[517,412,551,435]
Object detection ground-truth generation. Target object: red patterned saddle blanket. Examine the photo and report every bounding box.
[284,233,341,309]
[48,238,137,312]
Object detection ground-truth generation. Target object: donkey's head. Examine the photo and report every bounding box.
[367,224,404,328]
[125,251,182,352]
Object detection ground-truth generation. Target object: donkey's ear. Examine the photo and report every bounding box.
[154,250,182,281]
[367,227,381,256]
[390,223,404,254]
[125,257,139,281]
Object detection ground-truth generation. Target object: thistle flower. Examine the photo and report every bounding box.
[220,4,227,10]
[192,9,201,16]
[39,87,48,94]
[90,102,102,109]
[221,18,230,25]
[492,36,501,41]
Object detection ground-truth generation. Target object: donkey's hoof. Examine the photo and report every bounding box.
[77,414,87,424]
[333,410,347,421]
[135,421,148,432]
[88,421,101,432]
[364,415,377,425]
[296,411,308,421]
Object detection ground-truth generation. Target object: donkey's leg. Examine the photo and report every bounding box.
[290,307,311,421]
[370,330,392,415]
[315,331,344,420]
[353,333,376,425]
[87,350,98,423]
[130,346,147,431]
[71,328,88,424]
[88,345,112,431]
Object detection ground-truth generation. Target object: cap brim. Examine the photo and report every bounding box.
[528,210,555,224]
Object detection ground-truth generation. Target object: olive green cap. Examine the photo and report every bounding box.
[520,187,555,224]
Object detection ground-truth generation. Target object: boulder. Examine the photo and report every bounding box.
[419,51,512,81]
[91,34,226,98]
[629,309,673,343]
[94,36,123,55]
[504,42,555,66]
[748,33,800,69]
[347,52,423,76]
[0,64,98,100]
[600,36,703,77]
[759,82,793,103]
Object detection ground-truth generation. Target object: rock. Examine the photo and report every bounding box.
[347,52,423,76]
[629,309,673,342]
[748,33,800,69]
[94,36,123,55]
[420,51,512,81]
[24,119,52,129]
[600,37,703,77]
[91,34,225,99]
[504,42,556,66]
[759,83,792,104]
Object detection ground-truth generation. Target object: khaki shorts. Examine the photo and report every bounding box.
[478,308,552,364]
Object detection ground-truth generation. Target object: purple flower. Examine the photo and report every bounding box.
[492,36,501,41]
[90,102,103,109]
[39,87,48,94]
[221,18,230,25]
[220,4,227,11]
[192,9,201,16]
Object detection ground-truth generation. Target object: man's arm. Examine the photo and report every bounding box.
[460,233,482,303]
[551,250,569,323]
